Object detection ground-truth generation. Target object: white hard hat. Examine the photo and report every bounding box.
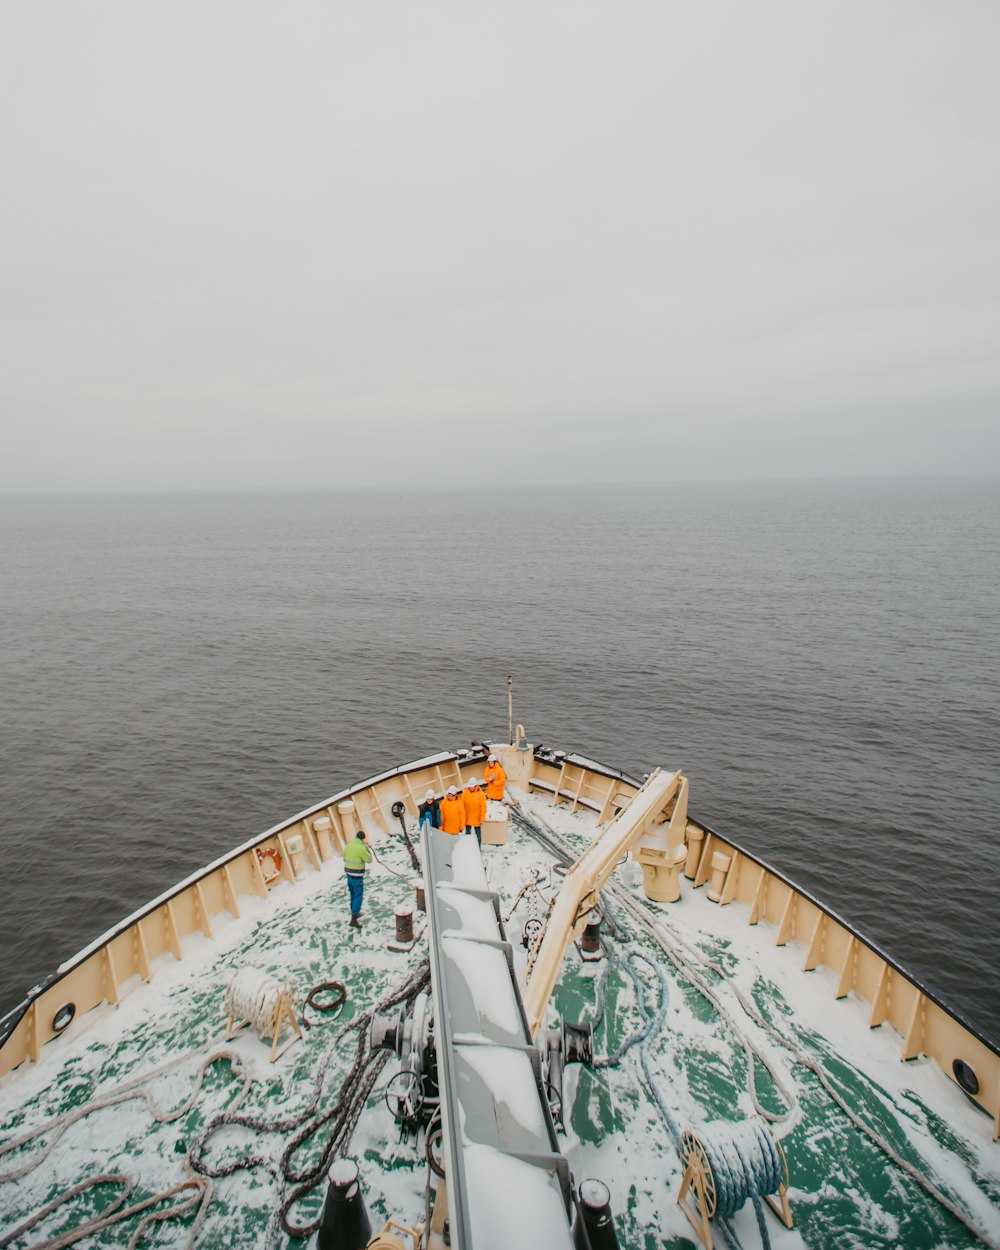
[447,785,457,795]
[465,777,477,788]
[424,790,435,801]
[488,754,497,762]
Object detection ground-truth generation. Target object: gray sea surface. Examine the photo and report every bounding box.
[1,480,998,1041]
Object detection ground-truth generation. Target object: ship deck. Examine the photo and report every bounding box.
[1,786,999,1249]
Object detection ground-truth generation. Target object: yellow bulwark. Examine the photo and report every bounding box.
[2,745,996,1141]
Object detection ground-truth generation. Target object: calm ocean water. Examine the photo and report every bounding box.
[2,480,998,1041]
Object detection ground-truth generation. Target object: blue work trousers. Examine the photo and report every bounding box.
[346,873,364,916]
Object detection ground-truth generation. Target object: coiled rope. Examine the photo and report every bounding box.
[692,1121,783,1250]
[301,981,347,1030]
[225,967,295,1037]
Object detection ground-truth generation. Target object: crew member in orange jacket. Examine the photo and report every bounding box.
[463,777,486,844]
[439,785,466,836]
[484,754,507,801]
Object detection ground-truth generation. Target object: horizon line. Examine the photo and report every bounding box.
[1,472,998,499]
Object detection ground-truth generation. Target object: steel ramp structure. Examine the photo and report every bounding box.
[422,826,576,1250]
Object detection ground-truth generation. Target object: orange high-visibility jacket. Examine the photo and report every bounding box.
[484,760,507,801]
[439,793,467,835]
[464,785,486,826]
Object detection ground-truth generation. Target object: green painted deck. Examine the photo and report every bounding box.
[1,791,998,1249]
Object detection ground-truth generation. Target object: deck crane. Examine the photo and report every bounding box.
[521,766,689,1039]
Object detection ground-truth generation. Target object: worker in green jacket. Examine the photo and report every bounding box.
[343,830,373,929]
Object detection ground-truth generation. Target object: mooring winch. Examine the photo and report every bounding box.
[370,991,437,1133]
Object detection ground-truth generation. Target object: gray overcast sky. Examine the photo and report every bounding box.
[1,2,998,490]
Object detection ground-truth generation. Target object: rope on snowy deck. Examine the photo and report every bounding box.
[509,799,1000,1250]
[0,1048,248,1250]
[593,949,673,1080]
[189,959,432,1250]
[0,1173,214,1250]
[508,800,797,1131]
[561,865,785,1249]
[0,1049,252,1186]
[511,801,786,1249]
[0,960,429,1250]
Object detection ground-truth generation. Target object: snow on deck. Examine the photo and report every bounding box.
[438,939,523,1042]
[1,781,999,1249]
[507,789,1000,1250]
[0,846,429,1247]
[462,1144,575,1250]
[424,824,574,1250]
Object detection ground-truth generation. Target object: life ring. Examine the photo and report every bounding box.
[256,845,283,882]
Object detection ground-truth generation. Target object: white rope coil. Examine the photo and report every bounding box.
[225,968,295,1037]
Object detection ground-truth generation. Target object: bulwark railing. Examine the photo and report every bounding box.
[2,741,998,1146]
[0,748,485,1076]
[527,745,1000,1139]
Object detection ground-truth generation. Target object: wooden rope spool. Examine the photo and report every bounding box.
[677,1121,792,1250]
[679,1128,717,1247]
[224,966,302,1062]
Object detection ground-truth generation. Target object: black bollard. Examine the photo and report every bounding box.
[317,1159,372,1250]
[572,1178,620,1250]
[395,905,414,945]
[581,911,602,955]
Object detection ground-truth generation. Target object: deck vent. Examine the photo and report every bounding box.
[952,1059,980,1096]
[51,1003,76,1034]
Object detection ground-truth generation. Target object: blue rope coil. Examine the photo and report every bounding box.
[693,1120,783,1250]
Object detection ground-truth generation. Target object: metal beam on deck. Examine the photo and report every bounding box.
[422,827,575,1250]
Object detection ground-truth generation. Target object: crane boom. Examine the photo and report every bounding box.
[521,767,687,1039]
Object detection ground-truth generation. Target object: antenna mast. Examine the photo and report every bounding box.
[507,674,514,745]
